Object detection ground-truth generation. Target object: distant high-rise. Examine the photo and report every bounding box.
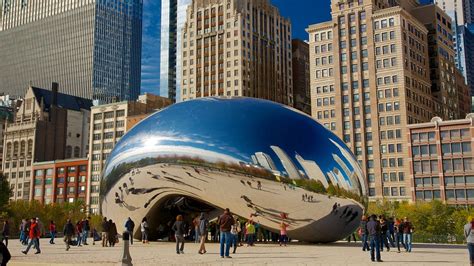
[292,39,311,115]
[270,146,301,179]
[160,0,192,102]
[180,0,293,106]
[0,0,143,103]
[434,0,474,110]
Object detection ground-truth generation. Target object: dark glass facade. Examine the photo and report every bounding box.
[160,0,191,102]
[0,0,143,103]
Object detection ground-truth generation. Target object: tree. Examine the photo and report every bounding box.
[0,173,12,210]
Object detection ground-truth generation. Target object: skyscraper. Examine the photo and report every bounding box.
[160,0,192,102]
[180,0,293,105]
[270,146,301,179]
[292,39,311,115]
[434,0,474,110]
[0,0,143,103]
[307,0,469,200]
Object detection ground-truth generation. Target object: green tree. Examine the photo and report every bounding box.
[0,173,12,210]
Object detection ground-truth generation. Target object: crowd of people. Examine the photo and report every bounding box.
[358,215,414,262]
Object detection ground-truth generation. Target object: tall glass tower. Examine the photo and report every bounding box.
[160,0,191,102]
[0,0,143,103]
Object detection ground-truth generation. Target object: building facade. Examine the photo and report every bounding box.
[0,0,143,103]
[408,114,474,205]
[87,94,172,213]
[307,0,470,201]
[180,0,293,106]
[434,0,474,110]
[292,39,311,115]
[2,84,92,201]
[0,105,14,173]
[160,0,193,102]
[31,158,88,205]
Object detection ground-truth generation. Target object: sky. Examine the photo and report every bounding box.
[140,0,332,95]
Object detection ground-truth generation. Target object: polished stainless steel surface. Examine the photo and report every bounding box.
[100,97,367,242]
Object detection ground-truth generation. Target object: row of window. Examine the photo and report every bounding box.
[368,186,406,197]
[4,160,31,169]
[34,166,86,177]
[34,186,86,197]
[4,171,30,179]
[93,131,124,140]
[93,110,125,121]
[381,172,405,183]
[93,120,124,130]
[416,189,474,201]
[34,175,86,185]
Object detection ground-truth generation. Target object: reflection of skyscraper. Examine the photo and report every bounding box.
[331,168,350,191]
[329,139,366,195]
[255,152,277,171]
[295,154,329,187]
[270,146,301,179]
[333,153,361,193]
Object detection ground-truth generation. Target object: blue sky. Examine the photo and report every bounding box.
[140,0,332,95]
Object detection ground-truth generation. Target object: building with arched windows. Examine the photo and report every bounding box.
[2,83,92,201]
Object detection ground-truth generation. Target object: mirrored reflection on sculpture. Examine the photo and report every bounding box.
[100,97,368,242]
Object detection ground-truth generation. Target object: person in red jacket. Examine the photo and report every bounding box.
[22,218,41,255]
[76,221,83,247]
[49,221,56,245]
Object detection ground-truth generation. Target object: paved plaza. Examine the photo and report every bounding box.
[5,239,469,265]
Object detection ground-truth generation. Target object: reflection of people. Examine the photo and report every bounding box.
[464,216,474,266]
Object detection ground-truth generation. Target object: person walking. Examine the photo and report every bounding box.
[379,216,390,252]
[367,215,382,262]
[402,217,414,252]
[388,217,395,247]
[198,213,209,254]
[360,216,369,251]
[0,240,11,266]
[108,220,118,247]
[75,221,83,247]
[245,220,256,247]
[81,217,90,245]
[35,217,44,249]
[218,208,234,258]
[394,218,405,253]
[230,216,240,253]
[49,221,56,245]
[22,218,41,255]
[172,215,186,254]
[101,217,109,247]
[124,217,135,245]
[63,219,75,251]
[22,219,30,246]
[465,216,474,266]
[141,217,149,244]
[279,220,289,246]
[193,215,200,244]
[1,221,9,248]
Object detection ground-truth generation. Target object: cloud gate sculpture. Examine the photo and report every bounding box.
[100,97,368,243]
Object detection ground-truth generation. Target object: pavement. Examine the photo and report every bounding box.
[5,239,469,266]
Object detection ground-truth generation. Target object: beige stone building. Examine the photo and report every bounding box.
[307,0,470,201]
[2,84,92,201]
[180,0,293,106]
[87,94,172,213]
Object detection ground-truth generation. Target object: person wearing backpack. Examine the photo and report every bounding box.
[0,240,11,266]
[124,217,135,245]
[22,218,41,255]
